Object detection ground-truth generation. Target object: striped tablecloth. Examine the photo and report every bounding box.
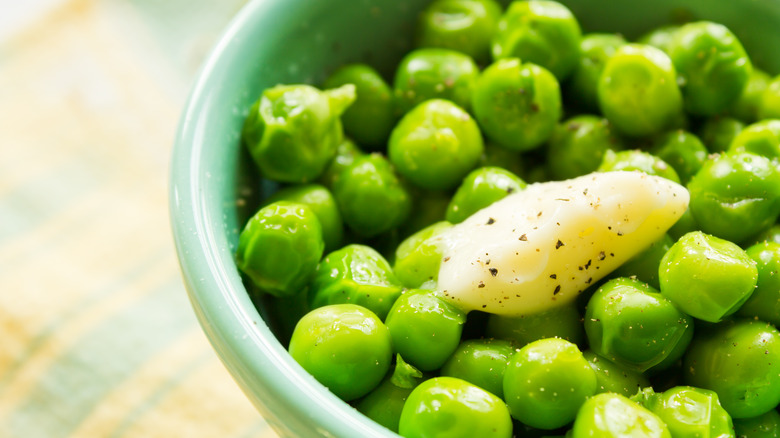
[0,1,279,436]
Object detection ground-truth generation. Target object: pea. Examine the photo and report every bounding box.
[728,119,780,160]
[318,138,364,189]
[262,184,343,252]
[385,289,467,371]
[393,48,479,114]
[445,166,526,224]
[308,244,403,320]
[491,0,582,80]
[758,75,780,120]
[389,99,484,190]
[242,84,355,183]
[732,68,772,123]
[288,304,392,401]
[733,409,780,438]
[478,142,526,176]
[323,64,395,150]
[636,386,734,438]
[355,355,424,433]
[416,0,503,64]
[750,225,780,245]
[393,221,452,289]
[440,338,514,398]
[687,152,780,244]
[572,393,671,438]
[611,234,674,290]
[736,242,780,327]
[597,149,681,183]
[637,25,679,53]
[486,304,584,348]
[236,201,324,297]
[472,58,562,151]
[667,208,699,242]
[598,44,683,137]
[683,319,780,418]
[649,130,708,185]
[333,153,412,237]
[584,277,693,372]
[398,377,513,438]
[698,116,745,153]
[546,115,623,181]
[566,33,626,112]
[503,338,597,430]
[583,350,650,397]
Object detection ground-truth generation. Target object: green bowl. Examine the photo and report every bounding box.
[170,0,780,436]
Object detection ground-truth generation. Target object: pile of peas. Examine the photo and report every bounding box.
[236,0,780,437]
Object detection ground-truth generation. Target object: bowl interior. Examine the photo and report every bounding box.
[171,0,780,436]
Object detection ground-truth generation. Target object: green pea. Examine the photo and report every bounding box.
[750,224,780,245]
[758,75,780,120]
[236,201,324,297]
[491,0,582,80]
[732,68,772,123]
[572,393,671,438]
[389,99,484,190]
[472,58,562,151]
[584,277,693,372]
[649,130,708,185]
[308,244,403,320]
[645,320,695,376]
[687,152,780,243]
[698,116,745,153]
[683,319,780,418]
[288,304,392,401]
[393,48,479,114]
[566,33,626,112]
[667,208,699,242]
[637,25,679,53]
[393,221,452,289]
[323,64,395,150]
[416,0,503,64]
[597,44,683,137]
[262,184,343,252]
[318,138,364,189]
[728,119,780,160]
[486,304,584,348]
[733,409,780,438]
[440,338,514,398]
[597,149,681,183]
[445,167,526,224]
[547,115,623,180]
[478,142,526,176]
[503,338,597,430]
[736,242,780,327]
[583,350,650,397]
[612,234,674,290]
[354,355,424,433]
[333,153,412,238]
[637,386,734,438]
[242,84,355,183]
[385,290,466,371]
[399,377,513,438]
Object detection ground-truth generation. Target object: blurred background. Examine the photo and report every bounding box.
[0,0,279,436]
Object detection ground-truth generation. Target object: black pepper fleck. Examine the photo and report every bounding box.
[519,234,527,241]
[556,240,564,249]
[598,251,606,261]
[489,268,498,277]
[550,274,557,279]
[487,217,496,225]
[553,285,561,295]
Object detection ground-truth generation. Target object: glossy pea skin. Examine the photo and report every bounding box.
[584,277,693,372]
[445,166,526,224]
[472,58,562,151]
[323,64,395,149]
[736,242,780,327]
[308,244,403,320]
[262,184,343,252]
[236,201,324,297]
[440,338,514,398]
[597,149,681,183]
[546,115,623,180]
[649,130,708,185]
[416,0,503,64]
[733,409,780,438]
[728,119,780,160]
[637,25,680,53]
[597,44,683,138]
[389,99,484,190]
[566,33,626,112]
[242,84,355,183]
[318,138,364,189]
[583,350,650,397]
[612,234,674,290]
[659,231,757,323]
[393,221,452,289]
[355,355,424,433]
[758,75,780,120]
[751,225,780,245]
[288,304,392,401]
[385,290,467,371]
[732,68,772,123]
[699,116,745,153]
[398,376,513,438]
[572,393,671,438]
[683,319,780,419]
[687,152,780,244]
[668,21,752,117]
[638,386,734,438]
[491,0,582,80]
[503,338,597,430]
[393,48,479,114]
[486,304,584,348]
[333,153,412,238]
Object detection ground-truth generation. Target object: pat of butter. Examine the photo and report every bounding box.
[432,171,689,316]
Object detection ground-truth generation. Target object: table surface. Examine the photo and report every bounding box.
[0,0,280,436]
